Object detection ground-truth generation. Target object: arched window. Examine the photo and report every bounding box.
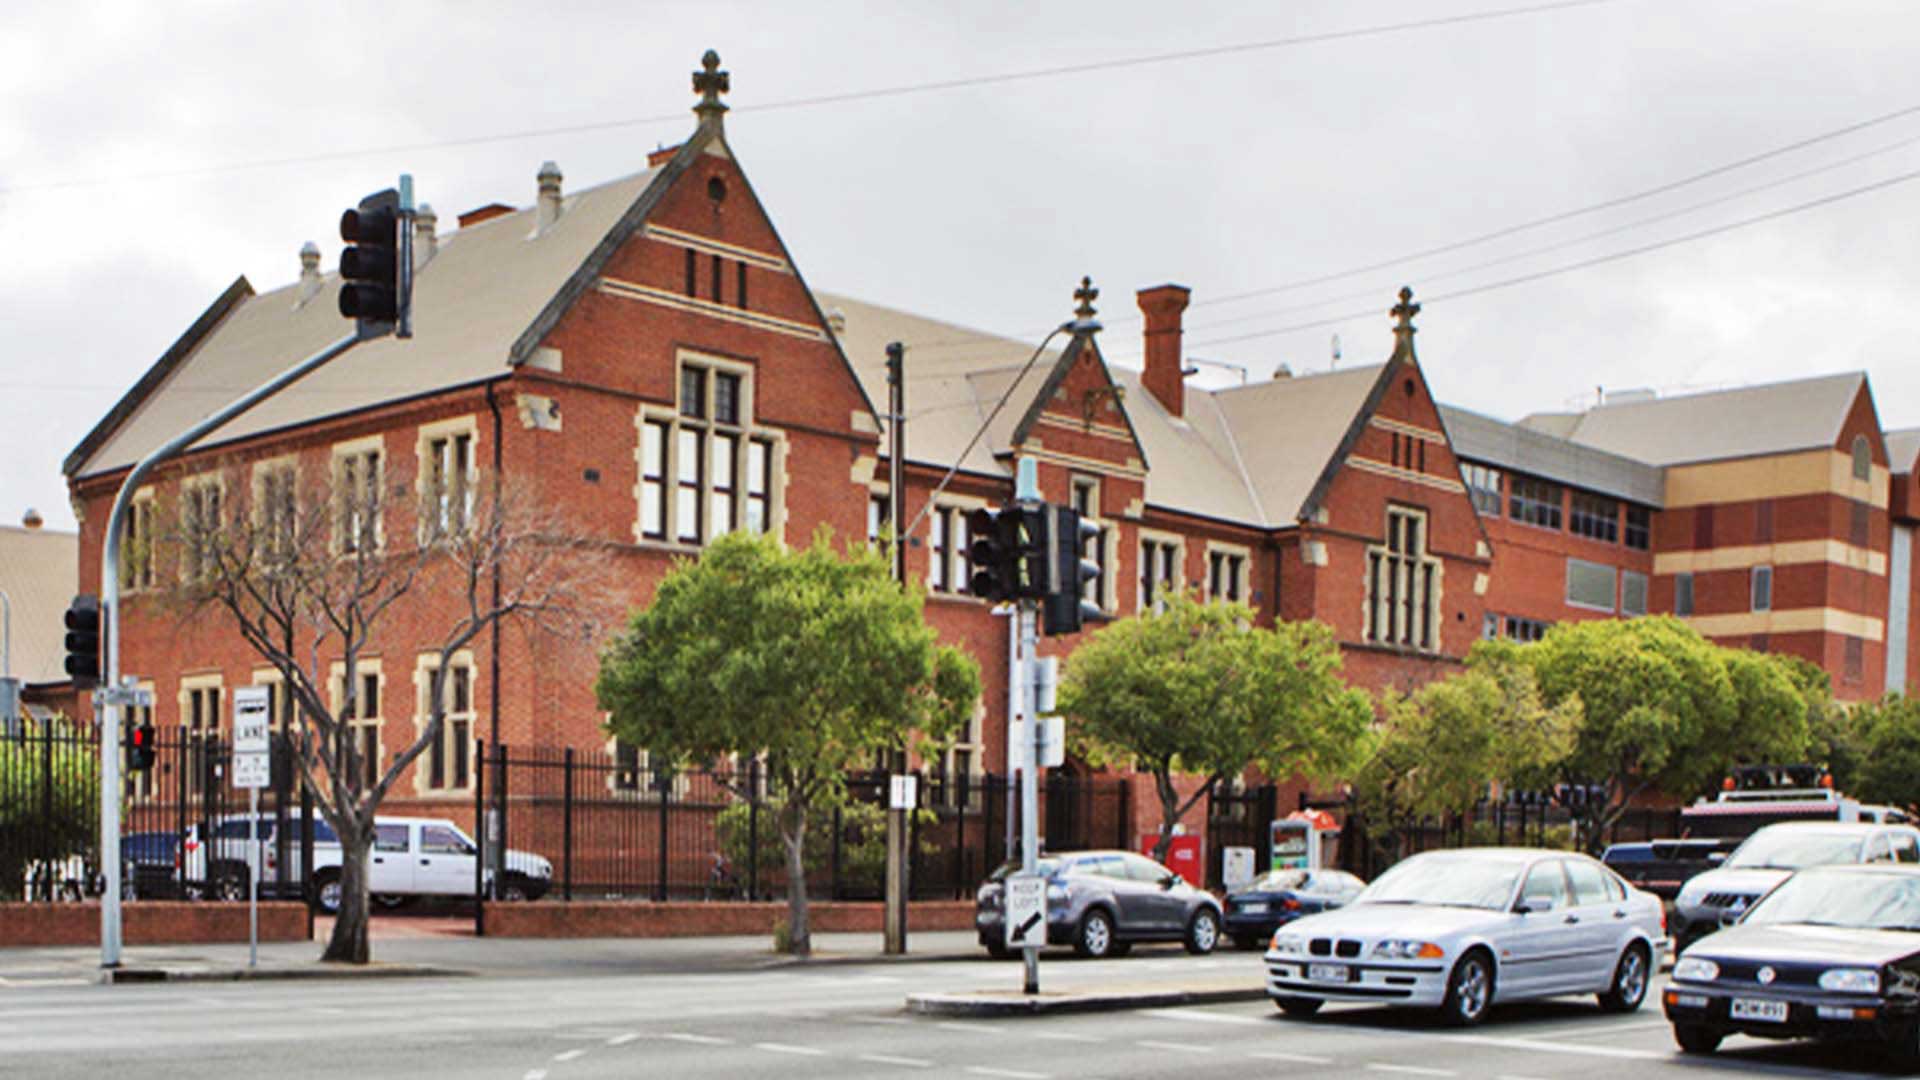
[1853,435,1872,481]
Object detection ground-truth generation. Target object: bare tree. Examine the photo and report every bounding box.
[168,453,609,963]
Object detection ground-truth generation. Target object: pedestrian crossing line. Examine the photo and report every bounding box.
[859,1052,934,1068]
[1138,1040,1214,1053]
[662,1032,733,1046]
[966,1067,1050,1080]
[753,1042,827,1056]
[1249,1050,1334,1065]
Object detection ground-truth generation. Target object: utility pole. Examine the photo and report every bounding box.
[1014,457,1042,994]
[883,341,909,955]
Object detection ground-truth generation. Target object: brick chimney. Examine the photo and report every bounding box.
[1137,284,1192,418]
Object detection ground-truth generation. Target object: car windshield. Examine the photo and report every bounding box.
[989,857,1063,881]
[1246,870,1309,892]
[1726,831,1863,871]
[1744,869,1920,930]
[1355,853,1522,911]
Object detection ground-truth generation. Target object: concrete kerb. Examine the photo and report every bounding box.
[97,963,468,985]
[907,984,1268,1017]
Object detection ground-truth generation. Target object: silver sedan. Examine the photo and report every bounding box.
[1264,847,1668,1025]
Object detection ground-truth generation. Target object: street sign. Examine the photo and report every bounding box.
[1036,714,1065,769]
[1222,846,1256,891]
[888,774,918,810]
[231,686,271,790]
[1004,873,1046,950]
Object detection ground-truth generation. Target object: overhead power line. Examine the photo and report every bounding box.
[0,0,1615,196]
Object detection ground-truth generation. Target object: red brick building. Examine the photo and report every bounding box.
[60,54,1920,838]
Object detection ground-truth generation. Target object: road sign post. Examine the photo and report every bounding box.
[232,686,271,969]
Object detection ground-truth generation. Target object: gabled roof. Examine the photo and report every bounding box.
[1008,333,1148,467]
[1885,427,1920,473]
[1518,371,1868,467]
[1441,403,1665,507]
[0,526,78,686]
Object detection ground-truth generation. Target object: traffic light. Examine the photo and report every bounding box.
[63,595,102,690]
[338,187,405,332]
[1042,505,1104,636]
[127,720,156,773]
[1011,505,1048,600]
[967,508,1016,601]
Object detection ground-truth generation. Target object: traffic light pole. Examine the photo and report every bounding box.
[1018,599,1041,994]
[95,326,373,968]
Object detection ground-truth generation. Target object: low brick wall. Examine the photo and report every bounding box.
[483,899,975,939]
[0,902,312,947]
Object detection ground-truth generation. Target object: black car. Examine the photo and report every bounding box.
[1222,867,1365,949]
[1664,863,1920,1062]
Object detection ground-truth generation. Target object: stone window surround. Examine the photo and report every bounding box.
[413,649,477,797]
[632,350,787,550]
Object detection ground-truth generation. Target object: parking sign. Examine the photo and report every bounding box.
[232,686,271,790]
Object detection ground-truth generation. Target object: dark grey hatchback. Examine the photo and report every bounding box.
[974,850,1224,958]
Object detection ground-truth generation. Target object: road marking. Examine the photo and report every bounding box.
[1138,1040,1214,1053]
[523,1072,547,1080]
[754,1042,827,1056]
[1143,1007,1263,1025]
[939,1021,1004,1034]
[662,1032,733,1046]
[1544,1019,1670,1040]
[552,1050,585,1063]
[1366,1066,1456,1078]
[966,1068,1050,1080]
[859,1053,934,1068]
[846,1014,912,1026]
[1447,1034,1661,1060]
[1250,1051,1335,1065]
[1497,1075,1552,1080]
[607,1033,639,1046]
[1033,1031,1101,1043]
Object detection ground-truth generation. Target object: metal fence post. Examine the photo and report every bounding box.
[562,747,574,903]
[907,771,921,901]
[952,769,968,899]
[982,775,996,876]
[746,758,760,901]
[473,739,487,937]
[655,766,669,903]
[830,804,843,901]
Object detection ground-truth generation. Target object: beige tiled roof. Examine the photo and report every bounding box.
[821,291,1372,527]
[1519,372,1867,466]
[0,526,79,686]
[75,168,665,477]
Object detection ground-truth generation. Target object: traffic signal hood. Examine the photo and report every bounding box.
[63,595,102,690]
[338,188,405,331]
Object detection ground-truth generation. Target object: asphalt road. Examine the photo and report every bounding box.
[0,946,1910,1079]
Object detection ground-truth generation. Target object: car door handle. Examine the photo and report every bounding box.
[1563,915,1580,924]
[1612,910,1627,919]
[420,859,432,866]
[374,857,385,864]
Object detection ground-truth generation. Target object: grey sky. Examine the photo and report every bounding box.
[7,0,1919,533]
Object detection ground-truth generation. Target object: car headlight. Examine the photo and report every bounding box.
[1372,939,1445,960]
[1818,968,1880,993]
[1673,957,1720,982]
[1270,934,1303,954]
[1046,883,1069,902]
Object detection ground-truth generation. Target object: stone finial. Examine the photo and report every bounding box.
[413,203,438,270]
[693,49,730,127]
[536,162,563,232]
[1073,276,1099,322]
[1391,286,1420,345]
[297,241,323,305]
[21,508,42,529]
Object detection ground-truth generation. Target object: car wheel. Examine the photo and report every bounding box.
[311,870,342,915]
[1597,943,1650,1013]
[1185,908,1220,955]
[1234,934,1264,951]
[1672,1023,1722,1055]
[372,894,412,911]
[495,875,530,902]
[212,868,247,903]
[1440,951,1494,1027]
[1273,996,1323,1018]
[1073,908,1116,958]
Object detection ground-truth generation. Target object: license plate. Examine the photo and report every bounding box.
[1307,963,1350,983]
[1730,998,1788,1023]
[1240,902,1269,915]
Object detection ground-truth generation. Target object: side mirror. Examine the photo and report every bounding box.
[1161,873,1179,889]
[1513,900,1536,915]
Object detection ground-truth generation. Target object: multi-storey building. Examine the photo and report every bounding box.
[59,53,1920,840]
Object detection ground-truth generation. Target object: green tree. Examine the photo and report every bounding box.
[1847,695,1920,812]
[0,716,100,901]
[1519,617,1809,851]
[1059,593,1372,864]
[1353,647,1578,861]
[713,799,936,897]
[596,531,978,955]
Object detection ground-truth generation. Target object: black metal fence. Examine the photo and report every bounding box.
[1332,796,1684,881]
[473,743,1132,906]
[1,720,315,903]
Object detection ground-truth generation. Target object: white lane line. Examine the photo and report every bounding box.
[940,1021,1003,1034]
[1250,1051,1335,1065]
[552,1050,586,1063]
[1139,1040,1215,1053]
[859,1053,934,1068]
[1497,1075,1552,1080]
[754,1042,827,1056]
[523,1072,547,1080]
[846,1014,912,1026]
[1033,1031,1101,1043]
[607,1033,639,1046]
[1143,1007,1264,1026]
[967,1068,1050,1080]
[662,1032,733,1046]
[1366,1066,1456,1078]
[1544,1020,1671,1040]
[1447,1034,1661,1061]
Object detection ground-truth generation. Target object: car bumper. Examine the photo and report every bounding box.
[1663,984,1916,1042]
[1264,954,1449,1007]
[1225,911,1299,939]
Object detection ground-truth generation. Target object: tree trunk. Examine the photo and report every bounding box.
[1152,771,1181,865]
[321,831,372,964]
[781,811,810,957]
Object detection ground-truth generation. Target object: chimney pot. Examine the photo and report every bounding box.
[1136,284,1192,418]
[413,203,438,270]
[296,241,323,305]
[827,307,847,335]
[536,161,563,232]
[21,508,42,529]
